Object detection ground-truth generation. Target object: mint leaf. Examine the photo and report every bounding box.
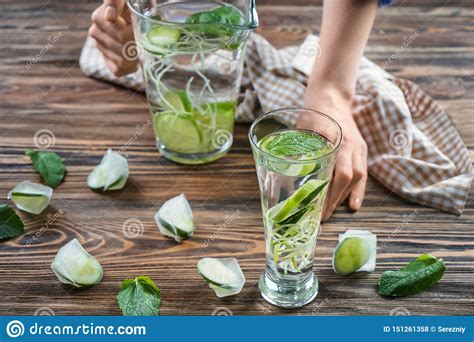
[0,204,25,240]
[261,131,332,158]
[185,6,242,37]
[116,275,161,316]
[378,254,445,297]
[26,149,65,188]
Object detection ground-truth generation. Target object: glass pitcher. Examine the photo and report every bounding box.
[128,0,259,164]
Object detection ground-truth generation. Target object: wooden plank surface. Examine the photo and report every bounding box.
[0,0,472,316]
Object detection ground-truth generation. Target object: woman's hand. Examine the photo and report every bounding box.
[301,0,376,221]
[89,0,138,76]
[304,88,368,221]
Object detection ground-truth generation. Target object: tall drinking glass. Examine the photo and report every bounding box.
[128,0,258,164]
[249,108,342,307]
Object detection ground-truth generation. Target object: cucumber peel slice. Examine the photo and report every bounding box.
[155,194,194,243]
[147,26,180,46]
[154,112,203,153]
[51,238,103,287]
[333,230,377,275]
[197,257,245,297]
[8,180,53,214]
[269,179,328,223]
[163,90,193,113]
[284,162,319,177]
[87,149,129,191]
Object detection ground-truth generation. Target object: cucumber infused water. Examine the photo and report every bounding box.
[249,108,342,307]
[258,130,333,275]
[129,1,258,164]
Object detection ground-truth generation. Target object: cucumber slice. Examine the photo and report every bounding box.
[333,230,377,275]
[8,181,53,214]
[197,257,245,297]
[155,194,194,243]
[269,179,328,223]
[163,90,193,113]
[199,101,236,133]
[147,26,180,46]
[284,162,319,177]
[51,238,103,287]
[87,149,129,191]
[214,101,236,135]
[154,112,203,153]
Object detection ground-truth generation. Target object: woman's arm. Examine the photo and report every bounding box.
[304,0,378,220]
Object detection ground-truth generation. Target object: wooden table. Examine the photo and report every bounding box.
[0,1,472,316]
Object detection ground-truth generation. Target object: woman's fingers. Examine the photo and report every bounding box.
[103,0,131,23]
[89,24,123,54]
[336,145,366,208]
[96,42,138,76]
[91,3,132,44]
[349,172,366,211]
[90,2,137,77]
[349,147,367,210]
[94,16,132,44]
[322,138,367,221]
[103,0,124,21]
[322,149,353,221]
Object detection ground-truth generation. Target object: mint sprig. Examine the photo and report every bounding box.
[116,275,161,316]
[26,149,65,188]
[378,254,445,297]
[0,204,25,240]
[185,6,242,37]
[262,130,331,158]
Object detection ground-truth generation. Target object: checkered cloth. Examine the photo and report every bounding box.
[79,33,472,214]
